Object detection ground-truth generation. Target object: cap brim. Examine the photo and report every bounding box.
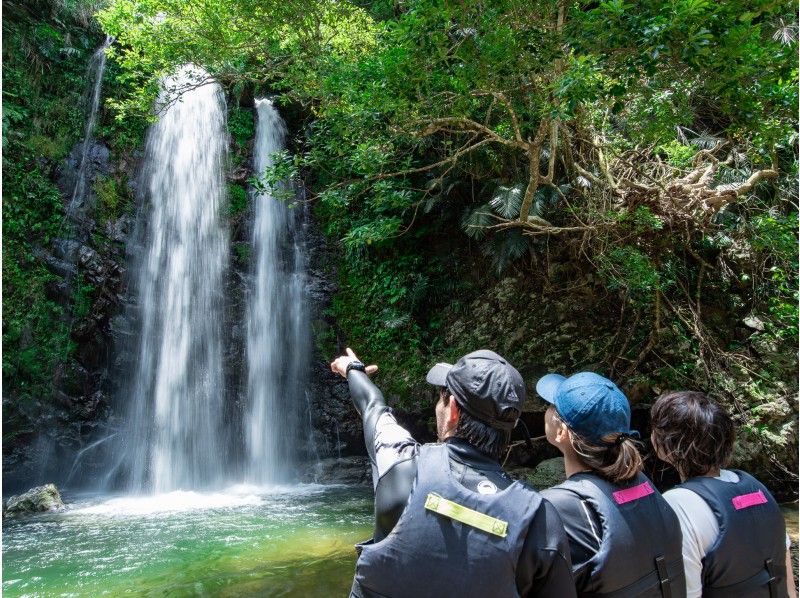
[426,363,452,386]
[535,373,566,403]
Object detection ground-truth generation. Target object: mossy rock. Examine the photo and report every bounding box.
[527,457,567,489]
[4,483,64,518]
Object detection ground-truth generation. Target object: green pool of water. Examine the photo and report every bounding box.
[2,484,373,597]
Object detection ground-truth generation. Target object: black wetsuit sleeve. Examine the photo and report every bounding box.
[347,370,392,466]
[516,499,577,597]
[346,370,418,540]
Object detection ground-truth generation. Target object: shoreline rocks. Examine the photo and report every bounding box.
[4,484,64,519]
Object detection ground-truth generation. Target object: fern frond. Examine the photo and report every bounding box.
[461,204,494,239]
[489,183,524,218]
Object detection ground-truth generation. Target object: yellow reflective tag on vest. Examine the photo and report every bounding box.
[424,492,508,538]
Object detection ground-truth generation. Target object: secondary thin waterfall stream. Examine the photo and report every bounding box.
[245,98,310,483]
[67,35,113,217]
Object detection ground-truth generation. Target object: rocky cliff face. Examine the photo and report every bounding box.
[3,139,137,493]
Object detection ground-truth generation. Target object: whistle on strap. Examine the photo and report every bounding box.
[424,492,508,538]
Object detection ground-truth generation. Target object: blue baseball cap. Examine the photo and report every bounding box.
[535,372,636,443]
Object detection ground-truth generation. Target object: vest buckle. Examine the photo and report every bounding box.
[654,555,672,598]
[764,558,777,598]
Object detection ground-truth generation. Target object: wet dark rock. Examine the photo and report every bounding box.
[72,390,107,420]
[56,140,112,199]
[4,484,64,518]
[36,248,78,278]
[228,167,250,184]
[45,279,72,304]
[237,86,255,108]
[74,332,109,371]
[54,362,91,397]
[52,238,83,262]
[299,456,371,486]
[77,245,105,281]
[104,215,132,243]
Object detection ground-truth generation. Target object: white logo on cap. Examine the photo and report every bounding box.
[477,480,498,495]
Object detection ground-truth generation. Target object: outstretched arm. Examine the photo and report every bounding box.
[330,348,385,448]
[330,348,421,540]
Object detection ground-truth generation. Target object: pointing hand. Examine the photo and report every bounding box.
[330,347,378,378]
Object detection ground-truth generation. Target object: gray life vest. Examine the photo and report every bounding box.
[351,443,543,598]
[679,470,787,598]
[556,472,686,598]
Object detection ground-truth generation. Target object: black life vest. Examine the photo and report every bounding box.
[351,443,544,598]
[553,472,686,598]
[679,470,787,598]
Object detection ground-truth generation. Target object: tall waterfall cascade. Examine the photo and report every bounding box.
[245,98,310,483]
[105,74,311,493]
[114,66,230,493]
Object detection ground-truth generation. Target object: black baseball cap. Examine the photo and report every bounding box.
[425,350,525,431]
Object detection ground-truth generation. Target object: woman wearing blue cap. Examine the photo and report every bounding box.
[536,371,686,597]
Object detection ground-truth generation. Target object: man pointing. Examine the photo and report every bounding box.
[331,347,575,598]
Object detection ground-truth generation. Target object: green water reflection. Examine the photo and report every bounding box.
[2,485,373,597]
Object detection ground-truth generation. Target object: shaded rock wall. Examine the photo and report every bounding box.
[3,140,137,493]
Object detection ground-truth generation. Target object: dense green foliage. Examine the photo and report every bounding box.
[2,2,101,426]
[95,0,798,484]
[2,0,148,449]
[3,0,796,485]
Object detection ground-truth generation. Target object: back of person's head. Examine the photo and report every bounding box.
[566,420,643,484]
[650,390,735,480]
[537,371,643,484]
[426,350,525,459]
[439,389,511,459]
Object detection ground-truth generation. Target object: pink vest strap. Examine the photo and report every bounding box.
[612,481,654,505]
[731,489,768,510]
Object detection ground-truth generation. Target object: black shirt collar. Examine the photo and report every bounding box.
[444,437,503,471]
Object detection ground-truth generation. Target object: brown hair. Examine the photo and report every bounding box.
[553,410,643,484]
[650,391,735,480]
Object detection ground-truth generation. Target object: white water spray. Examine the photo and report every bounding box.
[119,66,230,493]
[244,98,310,483]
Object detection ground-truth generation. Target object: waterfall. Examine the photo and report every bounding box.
[116,66,230,493]
[68,35,113,217]
[244,98,310,483]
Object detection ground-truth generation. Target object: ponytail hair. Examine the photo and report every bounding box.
[571,432,644,484]
[552,410,643,483]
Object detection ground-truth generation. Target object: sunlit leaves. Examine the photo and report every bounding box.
[488,184,524,219]
[461,205,493,240]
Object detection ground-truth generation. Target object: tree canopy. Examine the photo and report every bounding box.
[5,0,798,484]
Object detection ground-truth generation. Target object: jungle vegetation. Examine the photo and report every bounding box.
[4,0,798,487]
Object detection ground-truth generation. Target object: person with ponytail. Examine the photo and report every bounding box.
[537,372,686,597]
[651,391,795,598]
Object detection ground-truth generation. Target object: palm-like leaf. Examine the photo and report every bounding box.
[489,183,524,218]
[690,132,722,150]
[484,229,529,275]
[461,204,494,239]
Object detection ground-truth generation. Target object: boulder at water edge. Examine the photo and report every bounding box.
[4,484,64,518]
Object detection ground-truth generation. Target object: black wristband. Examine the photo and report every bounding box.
[346,360,367,376]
